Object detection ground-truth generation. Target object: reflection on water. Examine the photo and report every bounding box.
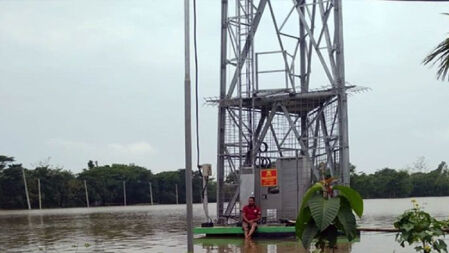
[1,197,449,252]
[196,238,352,253]
[0,205,206,252]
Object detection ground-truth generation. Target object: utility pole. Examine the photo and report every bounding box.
[37,178,42,210]
[84,180,90,208]
[149,182,154,205]
[175,184,179,205]
[184,0,194,250]
[216,0,228,225]
[123,181,127,206]
[22,168,31,210]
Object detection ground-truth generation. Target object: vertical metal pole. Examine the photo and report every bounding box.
[123,181,127,206]
[217,0,228,225]
[299,0,309,157]
[175,184,179,205]
[84,180,90,208]
[149,182,154,205]
[184,0,194,250]
[236,0,243,174]
[38,178,42,210]
[334,0,350,186]
[22,168,31,210]
[299,0,307,92]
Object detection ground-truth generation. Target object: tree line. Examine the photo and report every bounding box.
[0,155,216,209]
[1,154,449,209]
[351,161,449,199]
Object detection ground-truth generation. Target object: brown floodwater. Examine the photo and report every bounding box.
[1,197,449,252]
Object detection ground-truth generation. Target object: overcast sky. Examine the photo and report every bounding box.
[0,0,448,174]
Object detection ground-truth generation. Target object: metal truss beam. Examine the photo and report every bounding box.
[226,0,268,98]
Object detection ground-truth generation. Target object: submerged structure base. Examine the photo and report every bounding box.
[193,225,296,238]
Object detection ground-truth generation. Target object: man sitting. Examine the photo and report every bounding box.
[242,196,261,239]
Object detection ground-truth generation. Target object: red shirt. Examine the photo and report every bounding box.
[242,205,261,221]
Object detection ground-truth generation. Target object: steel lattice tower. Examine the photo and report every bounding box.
[212,0,350,223]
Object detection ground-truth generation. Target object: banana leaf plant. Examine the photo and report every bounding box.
[295,178,364,251]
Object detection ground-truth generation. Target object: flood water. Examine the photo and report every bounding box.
[1,197,449,252]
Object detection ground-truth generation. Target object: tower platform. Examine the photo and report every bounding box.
[212,88,348,115]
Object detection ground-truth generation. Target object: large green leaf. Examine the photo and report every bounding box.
[336,198,357,241]
[308,194,340,231]
[296,182,323,238]
[300,182,323,211]
[301,221,319,249]
[334,185,364,218]
[295,206,312,238]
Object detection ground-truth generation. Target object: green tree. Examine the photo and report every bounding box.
[153,169,206,204]
[0,155,14,171]
[78,164,153,206]
[374,169,412,198]
[0,164,27,209]
[30,166,78,208]
[411,161,449,197]
[351,172,376,198]
[87,160,95,169]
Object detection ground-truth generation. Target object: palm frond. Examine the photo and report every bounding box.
[423,37,449,81]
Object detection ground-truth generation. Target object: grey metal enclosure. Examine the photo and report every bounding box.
[255,157,311,221]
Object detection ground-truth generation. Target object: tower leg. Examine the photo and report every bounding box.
[334,0,350,185]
